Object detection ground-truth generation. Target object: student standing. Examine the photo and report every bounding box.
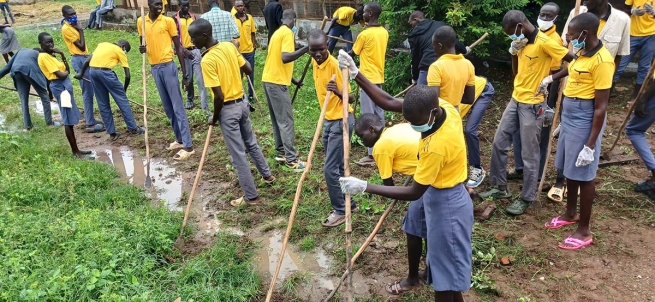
[233,0,257,102]
[541,13,612,250]
[0,0,14,24]
[0,24,18,63]
[76,40,144,141]
[189,19,275,206]
[626,73,655,200]
[351,2,388,167]
[461,76,495,188]
[138,0,195,161]
[174,0,208,113]
[37,32,92,159]
[263,0,282,43]
[262,9,308,171]
[201,0,240,43]
[480,10,573,215]
[307,29,357,227]
[61,5,103,134]
[326,6,364,53]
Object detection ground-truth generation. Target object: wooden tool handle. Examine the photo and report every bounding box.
[468,32,489,49]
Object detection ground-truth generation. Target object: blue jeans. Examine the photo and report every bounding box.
[89,68,138,135]
[614,34,655,85]
[465,82,494,167]
[72,55,97,126]
[0,3,14,24]
[327,23,353,53]
[417,70,428,85]
[626,96,655,171]
[151,61,193,148]
[323,115,356,215]
[88,6,100,28]
[241,51,255,99]
[14,72,52,128]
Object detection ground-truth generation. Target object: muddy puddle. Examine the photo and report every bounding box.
[34,99,59,116]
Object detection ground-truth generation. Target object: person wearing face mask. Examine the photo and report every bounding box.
[61,5,104,134]
[174,0,208,113]
[262,9,309,172]
[538,13,612,250]
[479,10,574,216]
[306,29,357,227]
[76,40,144,141]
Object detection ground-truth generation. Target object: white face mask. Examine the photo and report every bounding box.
[537,17,556,31]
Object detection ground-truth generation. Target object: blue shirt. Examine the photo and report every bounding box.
[0,49,48,90]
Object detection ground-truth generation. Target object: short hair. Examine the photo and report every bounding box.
[355,113,384,133]
[402,86,438,116]
[207,0,219,7]
[570,12,599,33]
[61,5,73,15]
[234,0,243,4]
[38,32,51,43]
[542,2,560,14]
[117,39,130,47]
[179,0,190,5]
[308,28,327,42]
[189,18,212,33]
[432,25,456,48]
[282,9,296,21]
[365,2,382,18]
[356,6,364,16]
[409,10,424,20]
[502,10,527,27]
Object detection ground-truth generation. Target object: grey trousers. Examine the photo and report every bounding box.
[263,82,298,163]
[219,99,272,200]
[14,72,52,128]
[184,48,208,109]
[360,85,384,156]
[489,98,544,202]
[151,61,193,148]
[323,116,356,215]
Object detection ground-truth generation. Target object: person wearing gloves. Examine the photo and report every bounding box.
[326,6,364,53]
[539,13,612,250]
[408,10,469,85]
[626,72,655,200]
[479,10,573,216]
[613,0,655,106]
[338,49,473,301]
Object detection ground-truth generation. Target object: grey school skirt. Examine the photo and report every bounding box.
[555,97,606,182]
[424,183,473,292]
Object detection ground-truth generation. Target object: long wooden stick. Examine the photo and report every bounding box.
[601,60,655,160]
[291,16,329,104]
[0,85,39,97]
[328,35,354,44]
[394,84,415,98]
[537,0,582,206]
[341,68,354,302]
[178,125,213,239]
[324,175,413,302]
[468,32,489,49]
[128,99,166,117]
[264,75,337,302]
[141,6,153,189]
[246,75,261,104]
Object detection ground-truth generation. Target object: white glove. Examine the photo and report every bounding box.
[536,75,553,96]
[465,46,471,55]
[509,38,528,55]
[339,176,367,195]
[575,145,595,167]
[552,123,561,138]
[632,6,647,16]
[338,49,359,79]
[644,3,655,16]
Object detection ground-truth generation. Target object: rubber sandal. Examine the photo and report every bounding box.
[86,123,106,133]
[230,196,261,207]
[48,121,62,127]
[185,101,194,109]
[263,175,275,184]
[545,216,577,229]
[385,281,420,295]
[80,150,93,155]
[167,141,184,150]
[110,133,120,142]
[321,210,345,227]
[547,186,564,202]
[173,149,195,161]
[558,236,593,250]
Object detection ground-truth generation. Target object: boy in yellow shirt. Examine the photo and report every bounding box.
[138,0,195,161]
[233,0,257,102]
[37,32,91,159]
[327,6,364,53]
[61,5,104,134]
[174,0,208,113]
[76,40,144,141]
[306,29,356,227]
[189,19,274,206]
[351,2,389,167]
[262,9,309,171]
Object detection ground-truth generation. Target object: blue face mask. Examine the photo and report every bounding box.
[410,109,436,133]
[292,26,298,34]
[508,24,524,41]
[571,31,587,50]
[64,15,78,26]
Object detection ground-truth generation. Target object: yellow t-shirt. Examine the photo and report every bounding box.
[231,7,237,16]
[372,123,420,179]
[353,26,388,84]
[427,53,475,107]
[89,42,129,69]
[262,25,295,86]
[38,53,66,81]
[177,16,195,49]
[96,0,101,5]
[563,43,615,100]
[333,7,358,26]
[201,42,247,102]
[543,25,563,71]
[312,55,353,121]
[137,14,178,65]
[459,76,488,117]
[413,99,468,189]
[626,0,655,36]
[234,14,256,53]
[512,30,569,104]
[61,23,89,56]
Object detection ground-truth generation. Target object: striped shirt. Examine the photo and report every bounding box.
[201,7,240,42]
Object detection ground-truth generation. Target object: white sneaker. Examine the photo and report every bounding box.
[466,167,486,188]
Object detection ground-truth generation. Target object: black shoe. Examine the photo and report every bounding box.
[507,169,523,180]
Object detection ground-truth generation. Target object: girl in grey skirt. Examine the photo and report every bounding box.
[539,13,613,250]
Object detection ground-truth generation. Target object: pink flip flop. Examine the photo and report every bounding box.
[558,236,593,250]
[544,216,577,229]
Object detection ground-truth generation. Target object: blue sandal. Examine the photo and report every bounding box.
[86,123,106,133]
